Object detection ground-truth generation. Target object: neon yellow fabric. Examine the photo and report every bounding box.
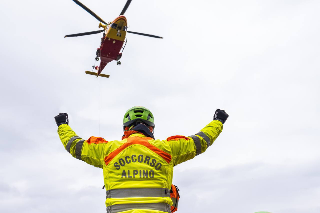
[120,210,167,213]
[57,120,223,212]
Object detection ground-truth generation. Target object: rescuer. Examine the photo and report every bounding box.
[55,106,229,213]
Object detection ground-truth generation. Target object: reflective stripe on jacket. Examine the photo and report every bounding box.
[57,120,223,212]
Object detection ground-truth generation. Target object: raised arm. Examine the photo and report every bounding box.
[167,109,229,166]
[55,113,108,168]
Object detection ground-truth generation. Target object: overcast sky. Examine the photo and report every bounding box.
[1,0,320,213]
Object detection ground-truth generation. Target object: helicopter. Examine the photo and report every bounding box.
[65,0,163,78]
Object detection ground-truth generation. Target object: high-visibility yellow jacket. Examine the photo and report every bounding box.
[57,120,223,213]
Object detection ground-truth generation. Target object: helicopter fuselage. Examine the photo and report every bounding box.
[98,16,127,75]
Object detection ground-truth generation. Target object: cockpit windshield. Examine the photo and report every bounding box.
[111,23,118,29]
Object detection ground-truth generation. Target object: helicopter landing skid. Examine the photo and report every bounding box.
[85,71,110,78]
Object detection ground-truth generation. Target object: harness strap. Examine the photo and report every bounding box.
[106,203,171,213]
[171,197,178,208]
[106,188,170,198]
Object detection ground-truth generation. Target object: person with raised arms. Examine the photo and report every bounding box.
[55,106,229,213]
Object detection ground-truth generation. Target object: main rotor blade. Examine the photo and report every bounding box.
[73,0,107,24]
[120,0,132,15]
[64,30,104,38]
[127,31,163,39]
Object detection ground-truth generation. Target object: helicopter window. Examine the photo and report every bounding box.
[123,26,127,31]
[111,23,118,29]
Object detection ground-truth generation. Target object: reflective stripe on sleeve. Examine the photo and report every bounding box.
[107,203,170,213]
[75,139,85,160]
[190,135,201,156]
[196,132,211,148]
[66,136,81,153]
[106,188,170,198]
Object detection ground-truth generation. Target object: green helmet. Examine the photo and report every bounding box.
[123,106,155,129]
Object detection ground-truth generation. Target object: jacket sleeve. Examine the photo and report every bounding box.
[57,124,108,168]
[167,120,223,166]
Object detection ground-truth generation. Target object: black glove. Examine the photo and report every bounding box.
[213,109,229,124]
[54,113,69,127]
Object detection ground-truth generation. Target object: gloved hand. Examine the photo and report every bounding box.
[213,109,229,124]
[54,113,69,127]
